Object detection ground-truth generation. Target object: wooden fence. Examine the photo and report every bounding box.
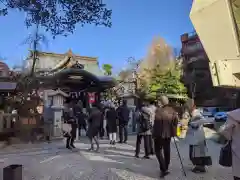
[0,113,45,142]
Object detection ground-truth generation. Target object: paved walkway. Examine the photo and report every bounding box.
[0,136,234,180]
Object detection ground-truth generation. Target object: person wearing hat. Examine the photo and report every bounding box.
[153,95,179,178]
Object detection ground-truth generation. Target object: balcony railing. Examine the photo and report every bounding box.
[182,42,204,56]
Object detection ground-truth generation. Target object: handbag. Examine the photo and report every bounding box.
[62,123,72,132]
[219,140,232,167]
[62,123,72,137]
[63,131,70,138]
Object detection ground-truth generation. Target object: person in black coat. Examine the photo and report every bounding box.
[67,118,77,148]
[106,103,118,145]
[117,100,130,143]
[63,99,77,149]
[98,104,105,139]
[73,101,87,136]
[87,104,102,152]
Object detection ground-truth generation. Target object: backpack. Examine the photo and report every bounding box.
[140,110,151,132]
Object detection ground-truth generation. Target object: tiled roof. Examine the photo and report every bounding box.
[0,61,9,70]
[84,64,104,76]
[27,49,98,62]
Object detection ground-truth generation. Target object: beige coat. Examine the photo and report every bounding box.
[185,109,208,157]
[219,109,240,178]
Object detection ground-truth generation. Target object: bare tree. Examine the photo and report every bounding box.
[8,23,43,115]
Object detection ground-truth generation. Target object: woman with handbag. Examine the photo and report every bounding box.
[185,99,212,173]
[219,109,240,180]
[63,99,76,149]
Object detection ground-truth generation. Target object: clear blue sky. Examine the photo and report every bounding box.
[0,0,194,73]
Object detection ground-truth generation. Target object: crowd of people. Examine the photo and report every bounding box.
[62,98,131,151]
[61,96,240,179]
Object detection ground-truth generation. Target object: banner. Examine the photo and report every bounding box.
[88,92,96,104]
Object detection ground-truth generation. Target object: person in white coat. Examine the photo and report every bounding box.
[185,99,212,173]
[219,109,240,180]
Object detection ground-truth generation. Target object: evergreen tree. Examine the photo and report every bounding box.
[102,64,113,76]
[148,62,186,99]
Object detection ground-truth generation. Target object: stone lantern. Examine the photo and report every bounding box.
[44,89,68,138]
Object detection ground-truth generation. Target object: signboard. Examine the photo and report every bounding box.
[69,91,86,100]
[69,91,82,99]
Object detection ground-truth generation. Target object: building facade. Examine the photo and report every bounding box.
[180,32,238,107]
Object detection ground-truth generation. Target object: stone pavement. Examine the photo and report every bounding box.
[0,136,234,180]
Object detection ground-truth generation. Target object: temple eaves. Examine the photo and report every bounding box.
[27,49,98,62]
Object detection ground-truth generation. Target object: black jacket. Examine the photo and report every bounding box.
[73,105,86,125]
[117,105,130,125]
[88,107,102,128]
[139,108,151,133]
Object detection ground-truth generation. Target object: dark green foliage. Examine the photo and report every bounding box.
[147,63,187,99]
[102,64,113,76]
[0,0,112,37]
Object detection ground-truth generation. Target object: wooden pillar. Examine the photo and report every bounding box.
[96,91,100,104]
[85,92,90,111]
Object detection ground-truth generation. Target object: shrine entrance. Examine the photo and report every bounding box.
[38,62,116,138]
[42,62,116,106]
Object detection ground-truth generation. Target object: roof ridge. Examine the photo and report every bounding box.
[28,49,98,61]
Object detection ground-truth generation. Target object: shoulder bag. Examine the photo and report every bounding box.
[140,112,150,132]
[219,140,232,167]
